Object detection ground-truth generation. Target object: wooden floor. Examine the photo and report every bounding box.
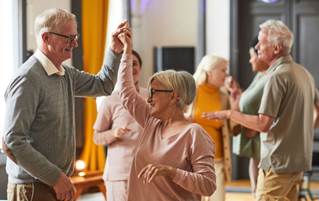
[226,193,254,201]
[226,179,319,201]
[226,180,254,201]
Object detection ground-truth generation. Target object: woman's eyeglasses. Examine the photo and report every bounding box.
[148,88,173,99]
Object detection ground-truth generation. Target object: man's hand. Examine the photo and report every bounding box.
[1,137,17,163]
[202,110,231,120]
[138,164,176,184]
[53,173,76,201]
[110,20,130,54]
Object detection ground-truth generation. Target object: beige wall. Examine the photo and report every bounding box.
[132,0,198,86]
[206,0,230,59]
[132,0,230,86]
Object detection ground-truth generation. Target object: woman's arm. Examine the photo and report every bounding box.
[93,128,130,145]
[171,127,216,196]
[117,26,150,127]
[93,98,131,145]
[225,76,242,111]
[137,126,216,196]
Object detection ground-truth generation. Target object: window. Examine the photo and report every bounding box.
[0,0,20,146]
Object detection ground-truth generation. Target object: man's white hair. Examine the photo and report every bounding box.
[34,8,76,46]
[260,20,294,53]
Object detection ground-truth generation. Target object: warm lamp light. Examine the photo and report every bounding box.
[75,160,86,171]
[78,171,86,177]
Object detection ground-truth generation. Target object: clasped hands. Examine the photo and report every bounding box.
[111,20,132,54]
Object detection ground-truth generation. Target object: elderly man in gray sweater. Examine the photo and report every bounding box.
[3,8,127,201]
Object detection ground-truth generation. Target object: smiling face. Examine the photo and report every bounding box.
[255,30,275,66]
[147,79,174,119]
[43,20,78,66]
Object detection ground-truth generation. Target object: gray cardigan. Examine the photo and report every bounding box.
[4,49,121,186]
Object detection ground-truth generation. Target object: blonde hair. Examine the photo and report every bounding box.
[193,55,228,86]
[148,70,196,109]
[259,20,294,53]
[34,8,76,46]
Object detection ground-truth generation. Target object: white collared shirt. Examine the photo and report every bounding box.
[34,49,65,76]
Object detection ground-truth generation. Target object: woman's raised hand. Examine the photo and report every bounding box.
[117,22,132,54]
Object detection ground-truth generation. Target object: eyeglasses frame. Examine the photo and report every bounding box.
[48,32,80,43]
[148,88,174,99]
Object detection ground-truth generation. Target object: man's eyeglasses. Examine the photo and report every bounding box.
[148,88,173,99]
[48,32,80,43]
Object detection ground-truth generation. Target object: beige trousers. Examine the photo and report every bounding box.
[7,182,57,201]
[255,169,303,201]
[105,180,128,201]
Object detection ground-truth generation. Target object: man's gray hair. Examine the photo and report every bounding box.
[260,20,294,53]
[34,8,76,46]
[148,70,196,109]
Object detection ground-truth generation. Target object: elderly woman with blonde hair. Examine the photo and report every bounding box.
[188,55,238,201]
[116,23,216,201]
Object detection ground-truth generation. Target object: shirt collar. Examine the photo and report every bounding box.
[266,55,292,74]
[34,49,65,76]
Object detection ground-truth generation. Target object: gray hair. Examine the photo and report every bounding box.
[259,20,294,53]
[148,70,196,109]
[193,55,228,86]
[34,8,76,46]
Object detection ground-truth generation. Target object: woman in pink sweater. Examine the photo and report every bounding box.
[117,24,216,201]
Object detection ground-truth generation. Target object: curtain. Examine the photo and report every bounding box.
[80,0,109,172]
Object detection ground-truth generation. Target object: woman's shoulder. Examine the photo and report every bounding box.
[185,123,215,149]
[187,122,204,130]
[186,123,211,138]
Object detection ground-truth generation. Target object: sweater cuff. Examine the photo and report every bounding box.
[121,54,132,62]
[172,168,185,183]
[41,167,62,186]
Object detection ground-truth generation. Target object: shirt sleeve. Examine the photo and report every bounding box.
[72,49,121,97]
[117,54,150,128]
[258,74,286,118]
[172,126,216,196]
[4,75,61,186]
